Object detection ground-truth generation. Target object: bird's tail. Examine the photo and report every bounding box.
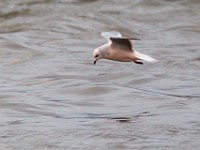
[134,51,157,62]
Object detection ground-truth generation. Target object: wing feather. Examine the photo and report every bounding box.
[101,31,122,43]
[110,38,132,50]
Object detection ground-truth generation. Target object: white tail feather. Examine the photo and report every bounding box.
[135,51,157,62]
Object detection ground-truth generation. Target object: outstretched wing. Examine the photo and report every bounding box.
[110,37,140,51]
[101,31,122,43]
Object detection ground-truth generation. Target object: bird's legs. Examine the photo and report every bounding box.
[133,60,143,65]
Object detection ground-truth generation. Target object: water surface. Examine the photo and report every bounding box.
[0,0,200,149]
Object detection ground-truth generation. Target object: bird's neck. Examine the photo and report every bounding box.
[99,43,109,57]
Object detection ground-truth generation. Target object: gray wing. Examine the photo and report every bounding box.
[110,37,140,51]
[101,31,122,43]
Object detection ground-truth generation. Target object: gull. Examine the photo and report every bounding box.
[93,31,157,65]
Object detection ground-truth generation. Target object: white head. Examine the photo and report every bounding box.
[93,44,109,65]
[93,48,104,65]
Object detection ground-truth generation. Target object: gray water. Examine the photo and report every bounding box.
[0,0,200,149]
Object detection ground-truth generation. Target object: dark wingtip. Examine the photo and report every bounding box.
[110,37,141,40]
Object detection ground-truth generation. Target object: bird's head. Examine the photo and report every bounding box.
[93,48,103,65]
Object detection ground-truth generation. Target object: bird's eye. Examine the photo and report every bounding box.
[95,54,99,58]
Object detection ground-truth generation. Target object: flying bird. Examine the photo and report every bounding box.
[93,31,157,65]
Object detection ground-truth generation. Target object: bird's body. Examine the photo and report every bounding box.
[93,31,157,65]
[100,43,134,62]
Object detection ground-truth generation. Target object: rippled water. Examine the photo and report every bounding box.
[0,0,200,149]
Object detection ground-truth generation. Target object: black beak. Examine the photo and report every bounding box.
[94,59,97,66]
